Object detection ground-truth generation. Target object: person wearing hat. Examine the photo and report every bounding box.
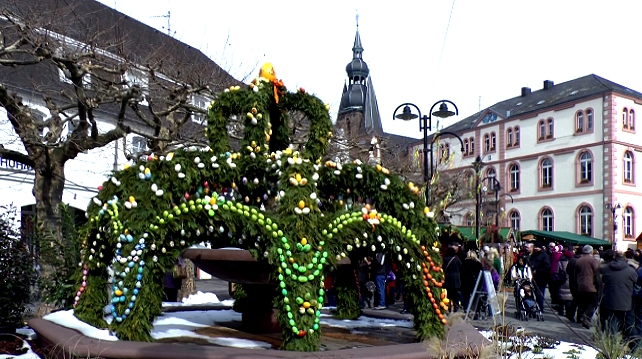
[528,241,551,313]
[574,244,601,328]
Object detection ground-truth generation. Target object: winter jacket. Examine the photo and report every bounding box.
[443,255,462,290]
[600,258,638,311]
[566,253,582,293]
[460,258,483,295]
[528,250,551,284]
[550,251,562,275]
[558,257,573,301]
[575,254,600,293]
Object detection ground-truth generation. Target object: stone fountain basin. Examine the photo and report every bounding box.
[182,248,276,285]
[181,248,351,284]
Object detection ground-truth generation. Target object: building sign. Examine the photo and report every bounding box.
[0,156,34,172]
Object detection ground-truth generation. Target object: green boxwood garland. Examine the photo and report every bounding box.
[73,70,448,351]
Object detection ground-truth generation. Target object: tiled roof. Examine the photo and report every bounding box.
[442,74,642,134]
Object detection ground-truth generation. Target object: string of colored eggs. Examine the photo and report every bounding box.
[420,245,449,325]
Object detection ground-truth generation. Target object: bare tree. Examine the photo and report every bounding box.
[0,1,239,253]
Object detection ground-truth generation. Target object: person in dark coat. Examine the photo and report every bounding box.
[528,242,551,313]
[565,246,583,322]
[358,257,372,308]
[557,249,573,316]
[443,247,463,312]
[372,252,389,309]
[460,250,483,311]
[599,250,638,335]
[575,245,601,328]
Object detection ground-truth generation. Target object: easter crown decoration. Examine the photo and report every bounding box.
[73,63,449,351]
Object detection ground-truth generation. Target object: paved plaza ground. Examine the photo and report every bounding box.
[194,278,595,347]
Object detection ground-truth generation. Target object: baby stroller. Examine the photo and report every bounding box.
[513,278,544,321]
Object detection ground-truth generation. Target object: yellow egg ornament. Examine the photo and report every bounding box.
[259,63,277,82]
[298,200,306,209]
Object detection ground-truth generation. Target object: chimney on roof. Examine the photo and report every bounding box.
[521,87,531,97]
[543,80,554,90]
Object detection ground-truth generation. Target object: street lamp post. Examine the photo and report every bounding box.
[392,100,459,185]
[472,155,484,244]
[605,203,623,246]
[393,101,462,206]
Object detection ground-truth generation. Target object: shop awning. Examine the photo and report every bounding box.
[441,225,512,242]
[521,230,611,247]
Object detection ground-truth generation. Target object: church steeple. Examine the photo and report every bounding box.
[337,21,383,136]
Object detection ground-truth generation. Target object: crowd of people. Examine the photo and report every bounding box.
[315,239,642,346]
[498,242,642,342]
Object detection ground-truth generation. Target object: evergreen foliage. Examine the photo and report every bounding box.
[0,205,36,329]
[73,70,450,351]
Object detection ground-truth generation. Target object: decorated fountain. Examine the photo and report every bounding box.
[71,63,451,352]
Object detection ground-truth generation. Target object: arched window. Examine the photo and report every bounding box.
[466,213,474,226]
[579,206,592,236]
[541,158,552,188]
[509,164,520,190]
[624,151,634,183]
[507,128,513,147]
[484,134,490,152]
[440,143,450,163]
[623,107,629,129]
[579,152,593,183]
[490,132,496,150]
[510,211,520,232]
[547,118,554,138]
[541,208,554,231]
[576,111,584,132]
[538,120,546,140]
[586,109,593,130]
[514,127,520,145]
[624,207,634,238]
[463,139,469,155]
[630,109,636,130]
[469,137,475,155]
[486,168,497,190]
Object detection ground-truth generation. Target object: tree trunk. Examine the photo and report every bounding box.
[33,155,66,317]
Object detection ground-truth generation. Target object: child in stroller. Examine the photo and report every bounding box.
[514,278,543,321]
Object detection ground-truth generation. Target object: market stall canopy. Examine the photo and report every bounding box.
[440,225,512,242]
[521,230,611,247]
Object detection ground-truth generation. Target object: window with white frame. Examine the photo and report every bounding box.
[509,164,520,190]
[466,213,474,226]
[541,208,553,231]
[191,95,209,124]
[464,139,469,155]
[538,120,546,140]
[507,128,513,147]
[131,136,147,155]
[624,151,634,183]
[487,168,497,190]
[576,112,584,132]
[541,158,552,188]
[586,109,593,130]
[624,207,634,238]
[579,151,592,183]
[490,132,496,150]
[469,138,475,155]
[484,134,490,152]
[579,206,592,236]
[547,118,554,138]
[514,127,520,144]
[510,211,520,232]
